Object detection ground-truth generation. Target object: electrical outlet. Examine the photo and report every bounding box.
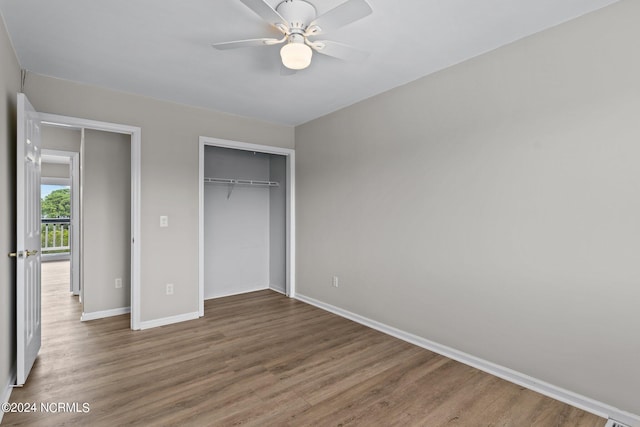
[166,283,174,295]
[160,216,169,228]
[115,278,122,289]
[332,276,339,288]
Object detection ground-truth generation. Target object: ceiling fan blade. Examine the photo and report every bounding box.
[309,40,369,62]
[239,0,289,29]
[212,37,285,50]
[307,0,372,35]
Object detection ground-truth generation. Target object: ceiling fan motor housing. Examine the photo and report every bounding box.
[276,0,317,31]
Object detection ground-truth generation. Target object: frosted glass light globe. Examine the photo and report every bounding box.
[280,42,313,70]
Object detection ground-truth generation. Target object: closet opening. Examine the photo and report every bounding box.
[198,137,295,315]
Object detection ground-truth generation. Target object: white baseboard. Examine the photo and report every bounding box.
[605,420,634,427]
[81,306,131,321]
[139,311,199,330]
[269,285,287,295]
[1,367,16,425]
[205,285,269,301]
[295,293,640,427]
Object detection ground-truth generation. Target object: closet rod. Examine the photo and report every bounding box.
[205,177,280,199]
[204,177,279,187]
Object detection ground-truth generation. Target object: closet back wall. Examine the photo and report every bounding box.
[204,147,270,299]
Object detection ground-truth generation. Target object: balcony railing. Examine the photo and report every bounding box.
[41,218,70,256]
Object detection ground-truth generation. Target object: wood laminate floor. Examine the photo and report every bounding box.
[4,261,605,426]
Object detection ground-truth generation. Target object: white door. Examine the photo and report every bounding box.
[16,93,42,385]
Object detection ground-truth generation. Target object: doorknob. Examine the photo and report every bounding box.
[7,250,37,257]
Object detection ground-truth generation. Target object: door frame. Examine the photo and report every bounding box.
[40,114,142,330]
[198,137,295,315]
[41,148,80,295]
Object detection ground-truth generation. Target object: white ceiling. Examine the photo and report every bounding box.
[0,0,619,126]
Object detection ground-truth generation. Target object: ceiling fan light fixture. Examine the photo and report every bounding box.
[212,0,373,72]
[280,41,312,70]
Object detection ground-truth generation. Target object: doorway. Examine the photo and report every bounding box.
[41,148,80,296]
[39,115,142,330]
[198,137,295,315]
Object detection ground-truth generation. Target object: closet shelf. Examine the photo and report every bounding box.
[204,177,279,199]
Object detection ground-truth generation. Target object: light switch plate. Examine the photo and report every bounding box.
[160,216,169,227]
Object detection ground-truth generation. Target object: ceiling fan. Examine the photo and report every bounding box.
[212,0,373,71]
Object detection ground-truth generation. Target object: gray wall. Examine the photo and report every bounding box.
[23,73,294,322]
[42,126,81,152]
[41,162,70,179]
[0,12,20,409]
[269,155,286,292]
[295,0,639,417]
[82,129,131,314]
[41,126,81,184]
[204,147,270,298]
